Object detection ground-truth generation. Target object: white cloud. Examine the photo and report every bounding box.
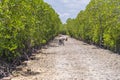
[63,0,90,9]
[44,0,90,23]
[60,13,70,17]
[62,0,69,3]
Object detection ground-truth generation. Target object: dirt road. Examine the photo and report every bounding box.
[11,36,120,80]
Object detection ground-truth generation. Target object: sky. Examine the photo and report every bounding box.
[44,0,90,23]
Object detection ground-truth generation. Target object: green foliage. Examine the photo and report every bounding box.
[0,0,62,61]
[65,0,120,53]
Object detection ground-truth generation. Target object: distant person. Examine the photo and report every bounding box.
[58,36,68,46]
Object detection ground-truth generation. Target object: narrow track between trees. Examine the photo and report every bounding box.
[11,36,120,80]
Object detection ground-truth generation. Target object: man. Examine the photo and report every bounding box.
[58,36,68,45]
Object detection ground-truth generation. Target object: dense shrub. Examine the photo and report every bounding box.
[65,0,120,53]
[0,0,62,61]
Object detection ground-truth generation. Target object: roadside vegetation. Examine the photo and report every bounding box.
[65,0,120,53]
[0,0,62,62]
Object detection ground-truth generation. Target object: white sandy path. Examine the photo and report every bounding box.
[11,36,120,80]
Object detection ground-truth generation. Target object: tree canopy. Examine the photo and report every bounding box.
[65,0,120,53]
[0,0,62,61]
